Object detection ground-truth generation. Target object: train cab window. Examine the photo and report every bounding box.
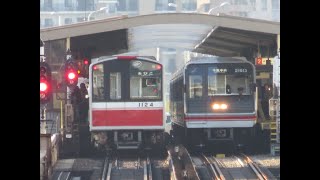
[110,72,122,100]
[189,75,203,98]
[208,67,251,95]
[129,60,162,100]
[92,64,105,101]
[226,75,250,95]
[130,77,161,99]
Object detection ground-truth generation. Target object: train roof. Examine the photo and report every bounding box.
[91,55,159,65]
[95,55,158,63]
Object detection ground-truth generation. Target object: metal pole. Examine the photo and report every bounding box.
[60,100,63,130]
[40,106,47,134]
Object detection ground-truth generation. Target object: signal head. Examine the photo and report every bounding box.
[64,60,78,87]
[40,62,52,104]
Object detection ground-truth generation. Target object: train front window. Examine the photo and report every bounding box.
[92,64,105,101]
[130,77,161,99]
[129,60,162,100]
[208,66,252,95]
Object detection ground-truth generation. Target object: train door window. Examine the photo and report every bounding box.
[130,77,141,98]
[216,75,226,94]
[110,72,122,100]
[208,66,227,95]
[189,75,202,98]
[92,64,105,101]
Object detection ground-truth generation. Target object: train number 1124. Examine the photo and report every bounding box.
[138,102,154,107]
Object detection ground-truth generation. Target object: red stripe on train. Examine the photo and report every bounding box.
[92,109,163,126]
[184,116,256,121]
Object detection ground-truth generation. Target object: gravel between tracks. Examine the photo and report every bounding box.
[250,155,280,168]
[152,159,170,168]
[218,157,243,168]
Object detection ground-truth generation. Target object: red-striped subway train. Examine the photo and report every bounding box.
[170,56,258,152]
[88,56,166,151]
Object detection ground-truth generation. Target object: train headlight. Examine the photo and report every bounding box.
[212,104,220,110]
[211,103,228,110]
[221,104,228,109]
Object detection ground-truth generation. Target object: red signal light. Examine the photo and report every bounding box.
[40,82,48,92]
[40,62,52,104]
[68,72,76,80]
[84,59,89,65]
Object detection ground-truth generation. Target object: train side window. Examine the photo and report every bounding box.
[110,72,122,100]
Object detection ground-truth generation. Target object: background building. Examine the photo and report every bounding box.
[40,0,279,28]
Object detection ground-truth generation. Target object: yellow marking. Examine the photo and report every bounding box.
[216,154,225,158]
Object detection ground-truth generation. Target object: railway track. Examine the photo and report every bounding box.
[239,154,268,180]
[50,146,278,180]
[101,153,161,180]
[55,171,71,180]
[168,145,200,180]
[201,154,225,180]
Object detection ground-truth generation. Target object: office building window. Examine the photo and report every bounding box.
[261,0,267,10]
[234,0,248,5]
[118,0,138,11]
[77,17,85,22]
[65,0,72,8]
[182,0,196,11]
[44,18,53,27]
[44,0,53,11]
[77,0,94,11]
[65,18,73,24]
[272,0,279,10]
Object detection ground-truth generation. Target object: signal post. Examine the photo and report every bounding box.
[40,40,53,180]
[61,38,81,156]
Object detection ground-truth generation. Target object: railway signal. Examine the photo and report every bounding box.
[65,59,78,87]
[40,62,52,104]
[77,58,90,78]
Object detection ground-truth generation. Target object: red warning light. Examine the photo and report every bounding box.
[84,59,89,65]
[40,82,48,92]
[68,72,76,80]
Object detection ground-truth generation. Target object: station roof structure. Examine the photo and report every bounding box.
[40,13,279,57]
